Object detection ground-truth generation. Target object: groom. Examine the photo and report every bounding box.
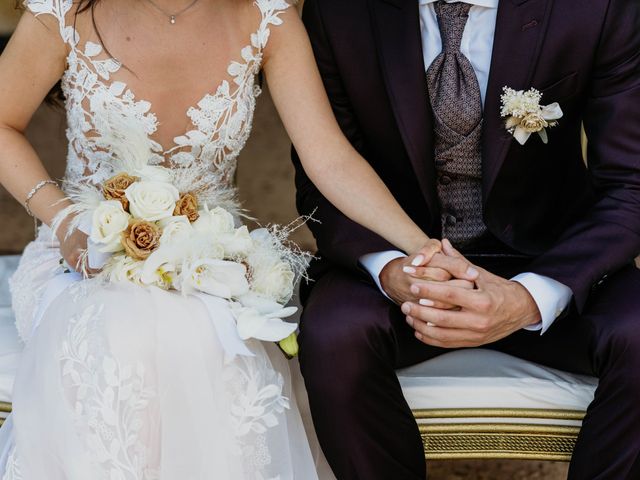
[292,0,640,479]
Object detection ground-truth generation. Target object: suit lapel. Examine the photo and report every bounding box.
[369,0,438,213]
[482,0,553,201]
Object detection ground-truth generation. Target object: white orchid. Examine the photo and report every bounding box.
[500,87,563,145]
[140,244,186,287]
[230,302,298,342]
[181,259,250,299]
[237,291,288,315]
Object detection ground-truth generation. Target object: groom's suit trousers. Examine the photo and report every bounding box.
[299,255,640,480]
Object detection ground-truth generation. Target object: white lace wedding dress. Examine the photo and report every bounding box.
[0,0,320,478]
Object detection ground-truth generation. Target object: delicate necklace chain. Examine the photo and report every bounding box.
[145,0,201,24]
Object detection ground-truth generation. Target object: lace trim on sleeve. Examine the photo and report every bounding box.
[253,0,293,52]
[22,0,78,47]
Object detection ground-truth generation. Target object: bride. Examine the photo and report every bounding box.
[0,0,439,478]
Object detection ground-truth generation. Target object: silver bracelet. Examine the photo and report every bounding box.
[24,179,58,217]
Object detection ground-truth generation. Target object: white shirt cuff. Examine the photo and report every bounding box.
[360,251,407,301]
[512,272,573,335]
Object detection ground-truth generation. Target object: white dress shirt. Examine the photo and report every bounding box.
[360,0,573,334]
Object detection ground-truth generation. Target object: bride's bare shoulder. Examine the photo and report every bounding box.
[260,3,305,59]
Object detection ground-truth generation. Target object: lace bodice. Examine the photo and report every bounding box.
[25,0,291,186]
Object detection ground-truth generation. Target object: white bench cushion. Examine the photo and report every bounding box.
[398,349,597,414]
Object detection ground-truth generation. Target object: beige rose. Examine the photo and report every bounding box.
[103,173,138,211]
[121,220,161,260]
[519,112,549,133]
[173,192,200,222]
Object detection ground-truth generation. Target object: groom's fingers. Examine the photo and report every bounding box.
[398,279,474,310]
[402,265,452,282]
[403,302,477,330]
[409,282,481,311]
[412,323,486,348]
[427,253,480,282]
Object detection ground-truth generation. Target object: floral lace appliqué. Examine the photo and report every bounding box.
[1,448,21,480]
[60,303,157,480]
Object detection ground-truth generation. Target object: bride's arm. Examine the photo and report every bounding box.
[0,12,82,264]
[262,8,434,256]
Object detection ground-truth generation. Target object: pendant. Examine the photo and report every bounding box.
[170,15,176,24]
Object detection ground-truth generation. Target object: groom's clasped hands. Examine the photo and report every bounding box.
[382,239,542,349]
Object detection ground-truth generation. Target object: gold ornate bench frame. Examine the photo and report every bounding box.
[414,408,584,461]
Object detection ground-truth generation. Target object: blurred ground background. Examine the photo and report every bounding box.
[0,2,570,478]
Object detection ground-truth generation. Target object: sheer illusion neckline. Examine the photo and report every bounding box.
[94,38,262,156]
[71,25,265,157]
[26,0,291,184]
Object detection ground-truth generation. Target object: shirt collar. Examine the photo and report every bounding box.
[419,0,499,8]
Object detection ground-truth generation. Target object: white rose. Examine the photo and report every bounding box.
[193,206,235,236]
[159,216,194,246]
[230,302,298,342]
[125,181,180,221]
[181,259,249,299]
[90,200,130,253]
[219,226,254,257]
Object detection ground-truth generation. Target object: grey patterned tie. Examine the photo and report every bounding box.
[426,1,487,246]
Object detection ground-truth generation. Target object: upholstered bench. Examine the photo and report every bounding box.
[0,255,598,463]
[398,350,597,461]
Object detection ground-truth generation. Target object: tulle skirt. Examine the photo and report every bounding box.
[0,227,322,480]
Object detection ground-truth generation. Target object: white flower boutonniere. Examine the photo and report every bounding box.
[500,87,563,145]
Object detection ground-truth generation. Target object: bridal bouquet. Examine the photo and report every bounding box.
[53,125,309,358]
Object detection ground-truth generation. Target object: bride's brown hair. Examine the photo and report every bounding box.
[16,0,105,106]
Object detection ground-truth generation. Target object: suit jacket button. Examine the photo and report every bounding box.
[439,175,452,185]
[444,214,457,226]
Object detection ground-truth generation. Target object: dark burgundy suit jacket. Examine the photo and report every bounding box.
[292,0,640,312]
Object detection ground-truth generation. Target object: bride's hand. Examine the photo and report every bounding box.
[55,213,91,274]
[402,239,455,284]
[407,239,443,268]
[58,226,89,274]
[406,239,480,284]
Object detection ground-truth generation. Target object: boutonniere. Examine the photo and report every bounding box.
[500,87,563,145]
